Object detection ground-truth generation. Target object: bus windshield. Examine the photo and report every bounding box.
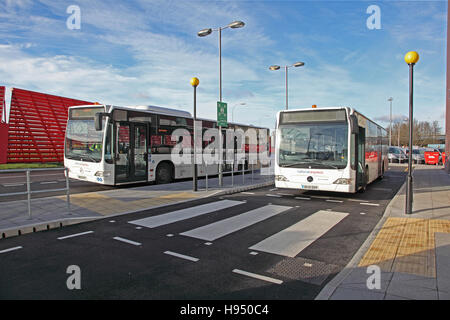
[65,119,104,162]
[278,123,348,169]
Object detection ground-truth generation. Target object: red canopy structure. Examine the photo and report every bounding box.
[0,87,92,164]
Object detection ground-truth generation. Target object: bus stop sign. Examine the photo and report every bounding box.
[217,102,228,127]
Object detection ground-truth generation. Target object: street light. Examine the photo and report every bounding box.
[197,20,245,187]
[269,61,305,110]
[232,102,246,122]
[388,97,393,147]
[190,77,200,191]
[404,51,419,215]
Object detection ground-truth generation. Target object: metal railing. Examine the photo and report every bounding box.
[200,157,274,191]
[0,167,70,219]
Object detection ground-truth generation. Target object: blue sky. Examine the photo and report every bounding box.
[0,0,447,131]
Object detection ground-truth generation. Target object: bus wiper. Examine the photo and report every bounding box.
[281,161,340,169]
[306,161,340,169]
[280,161,314,168]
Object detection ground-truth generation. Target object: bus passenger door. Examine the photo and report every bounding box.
[115,122,131,183]
[114,122,148,183]
[356,126,366,191]
[131,123,148,182]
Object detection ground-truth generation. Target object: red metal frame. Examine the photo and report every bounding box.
[2,87,92,163]
[424,151,440,165]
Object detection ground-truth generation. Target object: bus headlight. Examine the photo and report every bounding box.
[275,175,288,182]
[333,178,352,185]
[94,171,111,177]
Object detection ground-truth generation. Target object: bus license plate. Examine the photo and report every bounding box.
[302,185,318,190]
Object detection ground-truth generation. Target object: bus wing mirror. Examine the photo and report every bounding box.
[95,112,111,131]
[350,114,359,134]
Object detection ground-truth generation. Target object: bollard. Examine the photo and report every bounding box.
[65,167,71,214]
[242,159,245,184]
[26,170,32,219]
[205,163,208,191]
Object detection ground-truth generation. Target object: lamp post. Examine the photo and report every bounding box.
[269,62,305,110]
[198,20,245,187]
[404,51,419,214]
[190,77,200,191]
[232,102,246,122]
[388,97,393,147]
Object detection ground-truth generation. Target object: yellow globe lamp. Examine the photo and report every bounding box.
[404,51,419,65]
[190,77,199,87]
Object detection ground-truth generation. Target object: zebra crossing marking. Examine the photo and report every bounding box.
[249,210,349,257]
[179,205,292,241]
[128,200,244,228]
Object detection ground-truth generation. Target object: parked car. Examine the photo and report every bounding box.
[389,146,408,163]
[411,148,425,164]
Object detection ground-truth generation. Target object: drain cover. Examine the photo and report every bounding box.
[267,257,340,285]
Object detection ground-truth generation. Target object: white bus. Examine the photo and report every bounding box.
[64,104,269,185]
[275,107,388,193]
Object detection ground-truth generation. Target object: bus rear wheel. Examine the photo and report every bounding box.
[156,162,173,184]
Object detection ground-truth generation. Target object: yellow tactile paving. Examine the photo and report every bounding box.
[57,191,200,216]
[359,217,450,277]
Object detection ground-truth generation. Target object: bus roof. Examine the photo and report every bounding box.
[69,104,268,130]
[278,106,385,131]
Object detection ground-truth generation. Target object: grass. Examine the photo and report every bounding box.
[0,162,63,170]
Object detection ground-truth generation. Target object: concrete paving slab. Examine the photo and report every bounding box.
[329,287,385,300]
[386,282,438,300]
[390,272,437,290]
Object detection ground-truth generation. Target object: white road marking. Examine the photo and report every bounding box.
[40,181,58,185]
[109,220,116,223]
[249,210,349,257]
[265,194,281,198]
[180,205,292,241]
[129,200,244,228]
[310,195,330,199]
[277,193,292,196]
[164,251,199,262]
[113,237,142,246]
[2,183,24,187]
[304,263,313,267]
[204,242,213,246]
[269,188,277,191]
[360,203,380,207]
[295,197,311,200]
[241,192,255,195]
[0,246,23,254]
[166,234,174,237]
[135,227,142,230]
[249,251,259,255]
[348,199,368,202]
[232,269,283,285]
[326,199,343,203]
[57,231,93,240]
[360,212,367,215]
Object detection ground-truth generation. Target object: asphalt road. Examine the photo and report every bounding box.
[0,167,406,301]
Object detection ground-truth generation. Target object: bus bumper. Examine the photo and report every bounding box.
[275,181,353,193]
